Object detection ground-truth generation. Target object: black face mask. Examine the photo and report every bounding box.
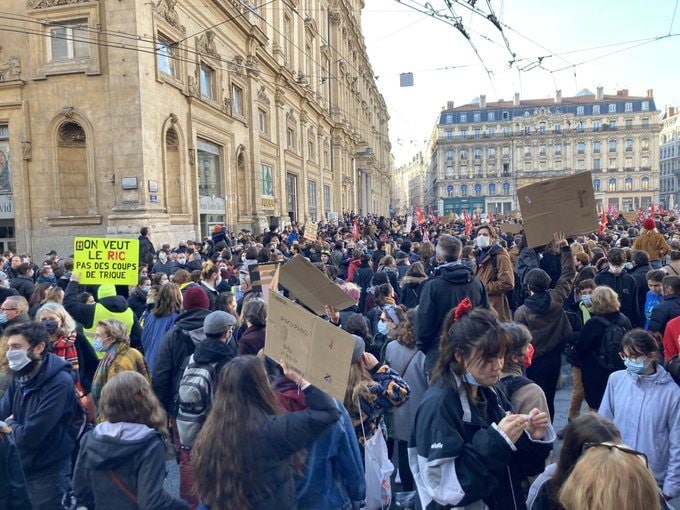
[41,319,59,335]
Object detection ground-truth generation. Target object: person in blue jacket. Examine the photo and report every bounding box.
[0,419,32,510]
[0,321,79,510]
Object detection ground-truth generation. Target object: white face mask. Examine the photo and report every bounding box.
[6,349,32,371]
[475,235,490,249]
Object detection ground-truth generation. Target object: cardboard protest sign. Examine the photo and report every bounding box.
[622,211,638,223]
[278,255,356,315]
[73,237,139,285]
[265,291,354,401]
[303,222,318,243]
[518,172,598,248]
[405,215,413,233]
[249,263,280,303]
[500,223,522,234]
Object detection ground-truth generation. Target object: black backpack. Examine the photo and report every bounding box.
[496,374,533,402]
[592,316,627,372]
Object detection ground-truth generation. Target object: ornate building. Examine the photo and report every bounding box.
[0,0,391,253]
[392,151,426,216]
[659,106,680,209]
[426,88,659,216]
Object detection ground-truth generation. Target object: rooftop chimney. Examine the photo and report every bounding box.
[513,92,520,106]
[596,86,604,100]
[616,89,629,97]
[647,89,654,98]
[669,106,676,117]
[447,101,454,110]
[480,94,487,108]
[555,90,562,104]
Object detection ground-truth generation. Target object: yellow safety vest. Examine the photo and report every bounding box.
[83,303,135,359]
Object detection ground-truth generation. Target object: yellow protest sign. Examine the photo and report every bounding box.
[73,237,139,285]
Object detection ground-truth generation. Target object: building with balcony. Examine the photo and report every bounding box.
[426,88,660,216]
[392,151,427,215]
[660,106,680,209]
[0,0,391,254]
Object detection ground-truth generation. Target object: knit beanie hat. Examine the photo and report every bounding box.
[97,284,116,300]
[643,218,656,230]
[183,285,209,311]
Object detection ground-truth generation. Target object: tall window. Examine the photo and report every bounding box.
[641,138,649,150]
[576,106,584,115]
[625,138,633,151]
[608,178,616,191]
[283,14,293,64]
[197,138,222,196]
[608,139,617,152]
[625,102,633,112]
[593,140,601,153]
[608,103,617,113]
[445,130,453,141]
[593,158,601,170]
[488,183,496,195]
[593,179,601,192]
[474,183,482,196]
[487,147,496,158]
[200,63,215,99]
[445,166,453,179]
[445,149,454,160]
[286,172,297,219]
[488,111,495,121]
[641,177,650,190]
[503,182,510,195]
[323,185,331,214]
[460,113,467,122]
[474,148,481,159]
[445,114,453,123]
[260,164,273,196]
[156,34,176,76]
[308,180,318,221]
[577,141,585,154]
[473,113,481,122]
[474,128,481,139]
[642,101,650,111]
[554,142,562,155]
[593,121,601,131]
[461,184,468,196]
[50,19,90,61]
[286,127,296,151]
[258,109,268,134]
[231,84,243,116]
[624,177,633,191]
[593,105,600,114]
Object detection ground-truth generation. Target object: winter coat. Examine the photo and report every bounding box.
[648,294,680,336]
[399,275,427,309]
[141,312,178,374]
[599,365,680,498]
[630,263,653,327]
[515,247,539,287]
[73,422,187,510]
[408,378,554,510]
[378,266,400,300]
[238,325,266,356]
[415,263,488,373]
[0,424,31,510]
[663,315,680,361]
[127,288,147,320]
[644,291,664,330]
[150,260,174,276]
[475,244,515,322]
[74,328,99,394]
[296,400,366,510]
[0,353,78,476]
[396,262,409,281]
[539,253,562,290]
[199,282,219,311]
[353,266,373,312]
[497,366,549,416]
[593,270,640,327]
[347,258,361,283]
[371,249,386,272]
[138,235,156,268]
[151,307,210,414]
[574,311,632,409]
[514,247,576,358]
[633,229,670,262]
[385,342,427,442]
[9,275,34,302]
[348,363,410,448]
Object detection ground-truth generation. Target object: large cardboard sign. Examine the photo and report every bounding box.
[500,223,523,234]
[73,237,139,285]
[622,211,638,223]
[278,255,356,315]
[265,291,354,401]
[249,263,280,303]
[518,172,598,248]
[303,222,318,243]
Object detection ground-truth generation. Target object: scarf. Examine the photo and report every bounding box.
[91,341,128,405]
[51,331,79,372]
[384,295,396,305]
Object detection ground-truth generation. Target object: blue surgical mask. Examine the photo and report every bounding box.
[377,320,388,336]
[92,337,108,353]
[178,259,186,265]
[142,285,151,293]
[624,357,646,374]
[0,313,8,324]
[465,372,482,386]
[581,294,592,306]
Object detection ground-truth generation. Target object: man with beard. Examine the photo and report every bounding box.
[0,321,79,509]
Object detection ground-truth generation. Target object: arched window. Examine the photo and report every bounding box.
[593,179,601,192]
[641,177,650,190]
[624,177,633,191]
[474,183,482,196]
[165,127,182,213]
[460,184,468,196]
[488,183,496,195]
[502,182,510,195]
[608,178,617,191]
[57,121,88,216]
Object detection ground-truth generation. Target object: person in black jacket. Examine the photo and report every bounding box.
[0,322,79,510]
[138,227,156,271]
[399,262,428,309]
[352,254,374,313]
[593,248,640,327]
[73,371,187,510]
[410,306,554,510]
[415,234,488,376]
[0,420,31,510]
[192,355,341,510]
[628,249,653,327]
[9,262,34,302]
[127,276,151,320]
[648,275,680,338]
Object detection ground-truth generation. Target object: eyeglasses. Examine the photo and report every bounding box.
[582,442,649,468]
[618,352,643,361]
[0,308,17,312]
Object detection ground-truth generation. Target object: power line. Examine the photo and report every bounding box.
[670,0,679,35]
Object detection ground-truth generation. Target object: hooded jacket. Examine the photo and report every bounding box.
[9,275,34,302]
[73,422,187,510]
[0,353,78,476]
[475,244,515,322]
[415,263,487,372]
[64,281,143,350]
[599,365,680,498]
[151,307,210,414]
[593,270,640,328]
[141,312,178,374]
[514,247,576,358]
[126,287,147,320]
[0,423,31,510]
[630,263,653,327]
[633,229,670,262]
[399,275,428,309]
[238,325,266,356]
[138,235,156,268]
[648,294,680,336]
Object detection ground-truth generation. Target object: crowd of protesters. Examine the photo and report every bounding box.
[0,210,678,510]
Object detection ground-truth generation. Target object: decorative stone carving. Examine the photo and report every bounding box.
[29,0,87,8]
[256,85,269,105]
[153,0,186,34]
[188,148,195,166]
[188,68,199,97]
[223,96,231,113]
[246,55,260,77]
[62,105,75,120]
[275,88,285,106]
[58,121,86,147]
[329,10,341,24]
[0,53,21,82]
[229,55,245,77]
[169,113,178,125]
[300,110,308,125]
[196,30,220,60]
[295,71,308,84]
[286,109,297,125]
[21,140,31,161]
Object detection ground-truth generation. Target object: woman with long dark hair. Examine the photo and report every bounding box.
[409,303,554,509]
[141,283,182,372]
[192,356,341,510]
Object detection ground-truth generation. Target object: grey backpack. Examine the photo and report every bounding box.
[176,355,217,448]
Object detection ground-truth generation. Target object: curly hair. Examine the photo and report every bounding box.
[393,308,416,349]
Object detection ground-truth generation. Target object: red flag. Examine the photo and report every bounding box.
[352,218,359,240]
[487,212,495,224]
[637,208,645,225]
[659,204,665,216]
[463,210,472,236]
[598,211,608,235]
[650,203,655,218]
[415,206,424,225]
[608,203,616,217]
[423,229,430,243]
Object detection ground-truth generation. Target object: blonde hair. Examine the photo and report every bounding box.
[97,318,130,345]
[558,444,658,510]
[590,286,620,314]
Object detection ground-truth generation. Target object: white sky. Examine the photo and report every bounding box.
[361,0,680,167]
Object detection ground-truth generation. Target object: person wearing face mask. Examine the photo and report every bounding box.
[599,329,680,502]
[0,321,80,509]
[151,249,173,276]
[410,304,554,510]
[171,251,189,275]
[90,318,150,411]
[648,275,680,338]
[0,270,18,304]
[127,275,152,320]
[8,262,35,302]
[594,247,640,327]
[0,295,29,334]
[474,225,515,322]
[199,261,220,311]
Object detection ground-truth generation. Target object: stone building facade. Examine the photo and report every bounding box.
[426,88,659,216]
[392,151,426,216]
[659,107,680,209]
[0,0,391,254]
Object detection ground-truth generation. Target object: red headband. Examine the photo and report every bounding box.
[453,298,473,322]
